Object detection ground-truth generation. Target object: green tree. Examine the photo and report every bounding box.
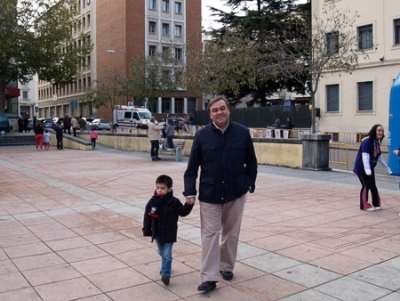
[126,52,183,113]
[201,0,310,106]
[0,0,92,113]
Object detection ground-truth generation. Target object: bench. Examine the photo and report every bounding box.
[159,140,185,162]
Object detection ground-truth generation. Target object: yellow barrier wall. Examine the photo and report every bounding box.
[49,132,92,151]
[72,133,302,168]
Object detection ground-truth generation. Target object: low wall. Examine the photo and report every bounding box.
[73,132,303,168]
[49,132,92,151]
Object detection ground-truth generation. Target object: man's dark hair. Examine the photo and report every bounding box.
[368,124,385,142]
[207,96,229,114]
[156,174,173,188]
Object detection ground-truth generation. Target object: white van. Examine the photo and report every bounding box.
[113,105,152,129]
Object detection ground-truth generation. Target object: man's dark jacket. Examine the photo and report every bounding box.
[183,121,257,204]
[143,191,193,243]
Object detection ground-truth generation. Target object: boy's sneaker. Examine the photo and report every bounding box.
[374,206,382,210]
[161,275,170,285]
[365,207,375,211]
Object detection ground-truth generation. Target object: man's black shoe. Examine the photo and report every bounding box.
[197,281,216,292]
[220,270,233,280]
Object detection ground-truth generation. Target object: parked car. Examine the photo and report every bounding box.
[40,118,54,129]
[52,117,64,126]
[92,118,111,130]
[0,113,10,134]
[81,117,94,130]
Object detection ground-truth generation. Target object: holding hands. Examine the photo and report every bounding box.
[186,197,196,205]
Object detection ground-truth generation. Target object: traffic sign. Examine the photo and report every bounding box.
[70,100,78,109]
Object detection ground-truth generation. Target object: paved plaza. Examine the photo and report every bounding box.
[1,144,400,300]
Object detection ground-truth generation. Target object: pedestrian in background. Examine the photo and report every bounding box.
[34,122,44,150]
[183,96,258,293]
[90,127,98,149]
[63,115,71,135]
[18,117,23,133]
[43,130,51,150]
[147,117,164,161]
[23,116,29,132]
[71,116,78,137]
[55,121,63,149]
[143,174,194,286]
[78,116,87,133]
[353,124,392,211]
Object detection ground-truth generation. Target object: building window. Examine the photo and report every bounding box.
[149,0,156,10]
[162,46,170,57]
[149,45,156,56]
[175,25,182,37]
[162,98,171,113]
[358,81,373,111]
[395,19,400,45]
[162,0,169,12]
[326,84,339,112]
[326,31,339,54]
[162,23,169,35]
[149,21,156,33]
[87,14,90,25]
[187,98,196,114]
[175,48,182,60]
[358,24,373,50]
[175,2,182,14]
[23,91,28,99]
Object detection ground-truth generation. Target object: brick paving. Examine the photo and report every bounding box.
[0,145,400,300]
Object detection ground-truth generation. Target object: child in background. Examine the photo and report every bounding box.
[43,130,51,150]
[89,127,98,149]
[143,175,194,285]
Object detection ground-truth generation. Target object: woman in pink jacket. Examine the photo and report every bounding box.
[89,128,98,149]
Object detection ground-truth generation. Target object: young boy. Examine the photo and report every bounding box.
[143,175,195,285]
[43,129,51,150]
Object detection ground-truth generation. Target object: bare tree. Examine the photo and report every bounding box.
[270,3,366,133]
[126,52,183,112]
[186,32,263,105]
[87,71,126,133]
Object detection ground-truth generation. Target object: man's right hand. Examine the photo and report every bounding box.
[186,197,196,205]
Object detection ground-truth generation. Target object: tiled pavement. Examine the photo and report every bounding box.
[1,145,400,301]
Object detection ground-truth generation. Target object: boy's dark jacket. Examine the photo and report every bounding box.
[142,191,193,243]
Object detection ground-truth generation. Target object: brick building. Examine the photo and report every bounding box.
[37,0,202,121]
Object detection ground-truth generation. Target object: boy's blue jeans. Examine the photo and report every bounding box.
[155,236,173,277]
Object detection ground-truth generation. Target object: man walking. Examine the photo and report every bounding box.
[183,96,258,292]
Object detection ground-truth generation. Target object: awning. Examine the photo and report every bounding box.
[5,87,20,97]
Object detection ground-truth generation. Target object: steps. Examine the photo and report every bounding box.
[0,133,35,146]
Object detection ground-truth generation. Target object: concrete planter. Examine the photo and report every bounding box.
[302,134,332,171]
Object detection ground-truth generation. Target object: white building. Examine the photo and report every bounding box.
[313,0,400,137]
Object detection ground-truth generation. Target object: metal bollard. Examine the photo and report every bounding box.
[176,147,182,162]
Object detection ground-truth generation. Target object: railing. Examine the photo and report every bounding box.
[329,142,349,170]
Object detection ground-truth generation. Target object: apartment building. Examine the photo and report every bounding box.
[313,0,400,137]
[36,0,201,120]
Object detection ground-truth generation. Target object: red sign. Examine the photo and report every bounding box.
[5,87,20,97]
